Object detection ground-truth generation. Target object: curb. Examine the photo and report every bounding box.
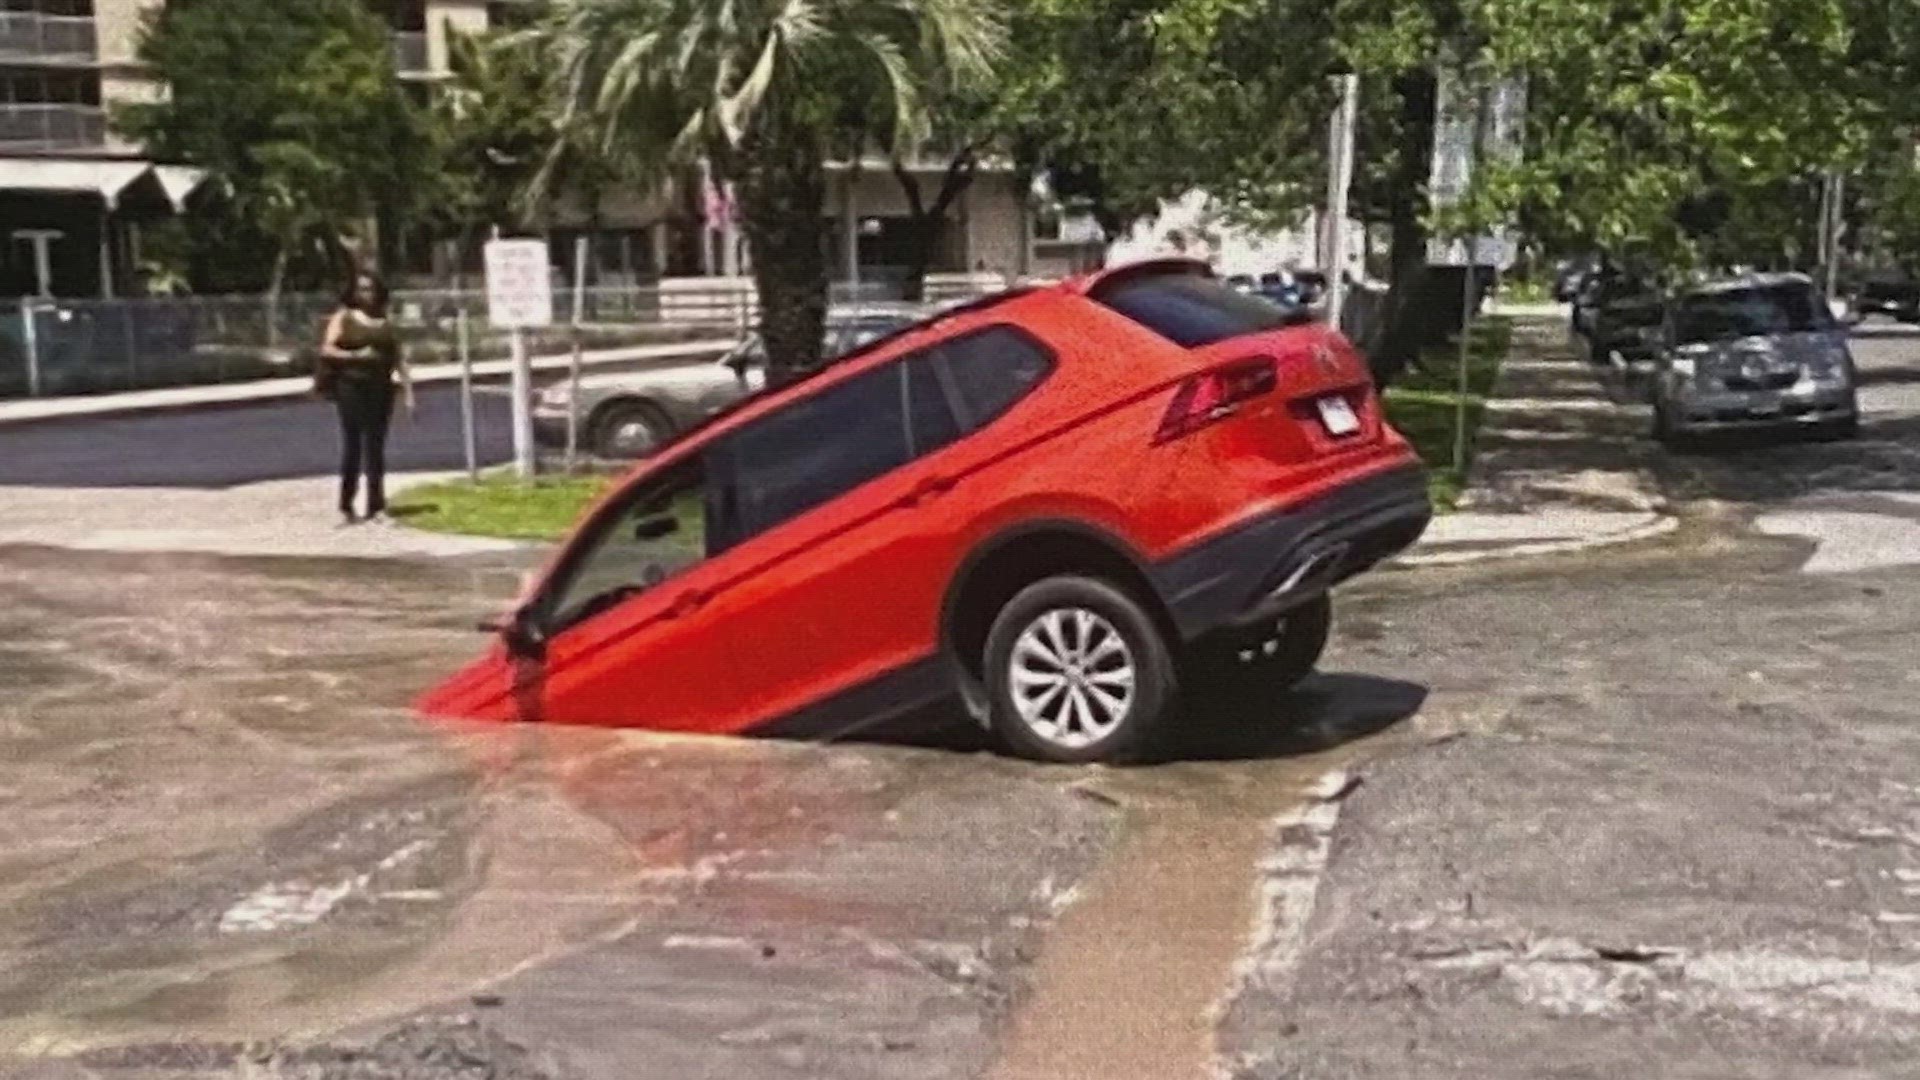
[0,340,734,430]
[1394,510,1678,569]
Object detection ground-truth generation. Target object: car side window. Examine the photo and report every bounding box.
[939,326,1055,432]
[904,350,964,456]
[536,457,725,632]
[728,363,911,539]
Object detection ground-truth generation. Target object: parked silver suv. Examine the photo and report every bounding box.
[1651,274,1859,444]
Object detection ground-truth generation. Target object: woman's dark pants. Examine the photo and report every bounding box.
[334,377,394,517]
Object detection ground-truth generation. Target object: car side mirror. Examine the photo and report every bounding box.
[633,514,679,541]
[480,609,547,660]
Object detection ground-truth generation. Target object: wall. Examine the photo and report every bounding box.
[94,0,158,70]
[428,0,488,73]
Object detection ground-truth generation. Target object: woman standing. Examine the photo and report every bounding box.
[318,272,415,525]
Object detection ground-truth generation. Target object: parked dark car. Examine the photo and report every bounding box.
[1848,272,1920,324]
[1587,293,1666,370]
[1554,256,1600,303]
[1572,271,1655,338]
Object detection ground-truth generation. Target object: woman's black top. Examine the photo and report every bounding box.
[334,312,401,383]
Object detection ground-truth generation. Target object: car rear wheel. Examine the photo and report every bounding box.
[592,399,672,458]
[1811,412,1860,441]
[1651,401,1689,447]
[983,576,1175,764]
[1183,593,1331,693]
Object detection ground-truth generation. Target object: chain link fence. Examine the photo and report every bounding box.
[0,278,991,400]
[0,271,1379,401]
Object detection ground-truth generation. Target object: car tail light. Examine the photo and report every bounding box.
[1154,356,1279,444]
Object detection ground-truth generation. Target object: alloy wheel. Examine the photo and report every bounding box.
[1008,608,1137,750]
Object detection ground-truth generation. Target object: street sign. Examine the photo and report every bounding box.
[1429,236,1517,269]
[484,238,554,329]
[1426,70,1524,270]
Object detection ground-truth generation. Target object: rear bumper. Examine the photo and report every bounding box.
[1150,462,1432,641]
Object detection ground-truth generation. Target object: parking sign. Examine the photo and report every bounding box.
[484,238,554,329]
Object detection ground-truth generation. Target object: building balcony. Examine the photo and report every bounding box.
[0,103,106,152]
[0,12,97,67]
[391,31,431,77]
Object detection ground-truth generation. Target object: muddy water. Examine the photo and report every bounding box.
[986,671,1441,1080]
[0,545,1438,1077]
[0,547,1119,1077]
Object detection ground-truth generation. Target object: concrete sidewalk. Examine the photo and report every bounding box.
[0,337,735,428]
[1400,317,1675,567]
[0,472,534,562]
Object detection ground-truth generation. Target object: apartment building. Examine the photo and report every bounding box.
[0,0,489,298]
[0,0,1099,298]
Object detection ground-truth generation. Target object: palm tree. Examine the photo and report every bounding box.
[540,0,1004,380]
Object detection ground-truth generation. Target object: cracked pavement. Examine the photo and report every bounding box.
[2,320,1918,1078]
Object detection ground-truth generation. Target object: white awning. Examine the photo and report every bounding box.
[153,164,209,212]
[0,158,159,208]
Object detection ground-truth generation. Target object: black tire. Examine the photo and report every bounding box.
[1183,593,1332,693]
[591,399,672,459]
[1651,401,1688,448]
[1811,413,1860,442]
[982,575,1177,764]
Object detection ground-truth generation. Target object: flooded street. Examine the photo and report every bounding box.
[7,319,1915,1077]
[0,545,1424,1079]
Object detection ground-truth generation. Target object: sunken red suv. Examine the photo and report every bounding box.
[418,259,1431,762]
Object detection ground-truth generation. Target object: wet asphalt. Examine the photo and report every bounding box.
[0,322,1917,1078]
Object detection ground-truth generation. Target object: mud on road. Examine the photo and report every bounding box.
[0,544,1439,1080]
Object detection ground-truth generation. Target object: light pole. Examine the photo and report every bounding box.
[1325,73,1361,329]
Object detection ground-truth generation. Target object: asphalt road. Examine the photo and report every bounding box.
[0,353,717,490]
[0,320,1918,1078]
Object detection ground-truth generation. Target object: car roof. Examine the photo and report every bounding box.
[1066,256,1213,296]
[1682,271,1816,297]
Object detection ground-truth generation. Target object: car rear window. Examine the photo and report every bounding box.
[939,326,1055,429]
[1093,272,1295,348]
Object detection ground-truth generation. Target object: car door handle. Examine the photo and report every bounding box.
[900,475,957,507]
[665,588,713,619]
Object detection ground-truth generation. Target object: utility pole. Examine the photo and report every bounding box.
[1325,73,1361,329]
[1822,171,1845,301]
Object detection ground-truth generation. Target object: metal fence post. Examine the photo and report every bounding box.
[123,302,138,390]
[567,236,588,472]
[20,297,40,397]
[457,307,478,483]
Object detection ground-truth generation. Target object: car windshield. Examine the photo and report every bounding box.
[1672,284,1833,344]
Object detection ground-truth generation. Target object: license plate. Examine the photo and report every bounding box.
[1317,395,1360,436]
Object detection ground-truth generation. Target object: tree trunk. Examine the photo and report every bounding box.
[1371,72,1441,388]
[891,150,978,303]
[266,243,289,353]
[734,105,829,384]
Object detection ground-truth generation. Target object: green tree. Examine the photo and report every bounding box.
[540,0,1005,379]
[117,0,428,307]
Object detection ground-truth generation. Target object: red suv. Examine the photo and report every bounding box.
[418,259,1430,762]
